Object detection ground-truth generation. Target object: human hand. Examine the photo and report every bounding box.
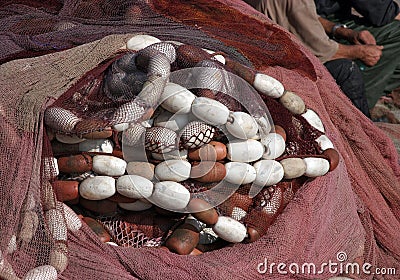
[358,45,383,66]
[349,30,376,45]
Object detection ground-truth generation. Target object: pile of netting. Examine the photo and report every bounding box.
[0,0,399,279]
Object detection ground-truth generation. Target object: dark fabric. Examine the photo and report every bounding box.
[329,17,400,108]
[324,58,370,117]
[315,0,400,26]
[314,0,350,19]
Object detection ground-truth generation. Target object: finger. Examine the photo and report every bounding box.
[368,37,377,45]
[360,32,376,45]
[361,37,376,45]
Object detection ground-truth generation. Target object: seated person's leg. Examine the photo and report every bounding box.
[324,58,370,117]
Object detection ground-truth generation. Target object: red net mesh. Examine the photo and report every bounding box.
[1,0,400,279]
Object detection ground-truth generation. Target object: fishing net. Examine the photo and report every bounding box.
[0,0,399,279]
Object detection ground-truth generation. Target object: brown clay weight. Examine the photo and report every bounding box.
[187,198,218,225]
[188,141,227,161]
[82,216,111,243]
[189,248,203,256]
[57,154,92,173]
[190,161,226,183]
[323,148,339,171]
[52,180,79,202]
[244,226,261,243]
[176,44,210,68]
[165,224,200,255]
[225,57,255,85]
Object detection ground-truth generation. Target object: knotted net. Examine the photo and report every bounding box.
[0,0,399,279]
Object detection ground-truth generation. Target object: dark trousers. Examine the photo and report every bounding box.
[324,58,371,117]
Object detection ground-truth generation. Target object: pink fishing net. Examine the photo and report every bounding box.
[0,0,399,279]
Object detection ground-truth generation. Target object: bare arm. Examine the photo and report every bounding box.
[317,16,383,66]
[318,17,376,45]
[331,44,383,66]
[318,16,336,35]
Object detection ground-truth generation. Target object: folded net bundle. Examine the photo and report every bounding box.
[1,1,400,280]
